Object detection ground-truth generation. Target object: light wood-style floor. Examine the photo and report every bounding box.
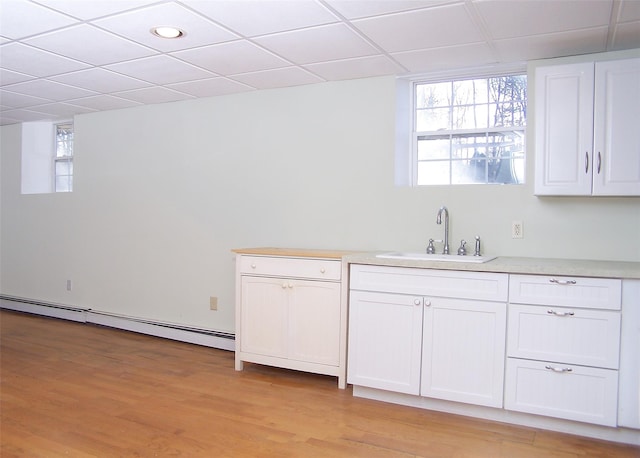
[1,310,638,457]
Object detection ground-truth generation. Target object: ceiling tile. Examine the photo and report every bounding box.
[105,55,215,85]
[494,28,609,62]
[391,43,496,73]
[181,0,339,37]
[50,68,151,93]
[64,95,143,111]
[28,102,96,117]
[0,0,78,39]
[610,21,640,50]
[0,42,90,77]
[24,24,157,66]
[166,77,254,97]
[33,0,160,20]
[93,2,238,53]
[173,40,291,75]
[0,68,34,86]
[352,3,483,53]
[474,0,612,40]
[325,0,458,19]
[619,0,640,21]
[231,67,324,89]
[0,90,51,108]
[304,55,406,80]
[1,108,56,122]
[4,79,97,101]
[255,23,379,64]
[112,86,195,104]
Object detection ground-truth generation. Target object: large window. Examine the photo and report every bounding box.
[413,74,526,185]
[54,122,73,192]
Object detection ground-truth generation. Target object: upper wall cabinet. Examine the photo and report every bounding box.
[534,58,640,196]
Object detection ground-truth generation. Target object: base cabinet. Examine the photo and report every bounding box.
[505,274,622,426]
[234,251,347,388]
[348,265,508,407]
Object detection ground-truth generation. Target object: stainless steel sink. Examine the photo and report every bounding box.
[376,252,496,263]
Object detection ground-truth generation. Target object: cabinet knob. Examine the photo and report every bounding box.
[281,283,287,289]
[320,267,326,274]
[424,299,431,307]
[414,298,422,306]
[251,263,256,269]
[288,282,293,289]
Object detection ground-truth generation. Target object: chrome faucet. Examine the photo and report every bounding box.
[436,206,449,255]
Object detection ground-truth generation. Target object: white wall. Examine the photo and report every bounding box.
[1,74,639,333]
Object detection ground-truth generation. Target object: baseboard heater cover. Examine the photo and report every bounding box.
[0,295,235,352]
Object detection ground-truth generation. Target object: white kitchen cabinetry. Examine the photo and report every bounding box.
[534,57,640,196]
[234,250,347,388]
[505,274,622,426]
[348,264,508,407]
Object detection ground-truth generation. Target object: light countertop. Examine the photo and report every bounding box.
[344,253,640,280]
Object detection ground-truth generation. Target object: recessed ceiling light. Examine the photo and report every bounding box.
[150,26,185,39]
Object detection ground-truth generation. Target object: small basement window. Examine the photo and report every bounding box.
[409,71,527,186]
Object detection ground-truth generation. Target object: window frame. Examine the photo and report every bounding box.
[404,63,527,187]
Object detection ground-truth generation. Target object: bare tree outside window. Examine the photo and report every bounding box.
[415,75,527,185]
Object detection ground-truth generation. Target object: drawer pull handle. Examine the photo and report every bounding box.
[320,268,326,274]
[251,263,256,269]
[547,309,575,317]
[545,365,573,373]
[549,278,576,285]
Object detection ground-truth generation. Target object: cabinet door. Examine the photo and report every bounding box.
[534,62,594,195]
[288,280,341,365]
[593,58,640,196]
[240,276,288,358]
[421,298,507,407]
[347,291,423,395]
[505,358,619,427]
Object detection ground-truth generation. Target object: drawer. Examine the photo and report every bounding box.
[507,304,621,369]
[350,264,508,302]
[504,358,618,427]
[238,255,341,281]
[509,274,621,310]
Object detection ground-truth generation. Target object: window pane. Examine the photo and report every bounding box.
[55,176,72,192]
[56,123,73,157]
[416,107,450,131]
[453,79,488,105]
[416,82,451,109]
[452,158,486,184]
[56,160,71,175]
[453,105,488,129]
[417,160,450,185]
[417,136,450,160]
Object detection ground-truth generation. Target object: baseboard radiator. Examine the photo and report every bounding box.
[0,295,235,352]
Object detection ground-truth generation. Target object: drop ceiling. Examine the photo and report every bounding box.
[1,0,639,126]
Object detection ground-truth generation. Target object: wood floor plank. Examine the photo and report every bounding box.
[2,310,638,457]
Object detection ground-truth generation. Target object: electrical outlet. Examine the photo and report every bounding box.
[512,221,524,239]
[209,296,218,311]
[66,279,72,291]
